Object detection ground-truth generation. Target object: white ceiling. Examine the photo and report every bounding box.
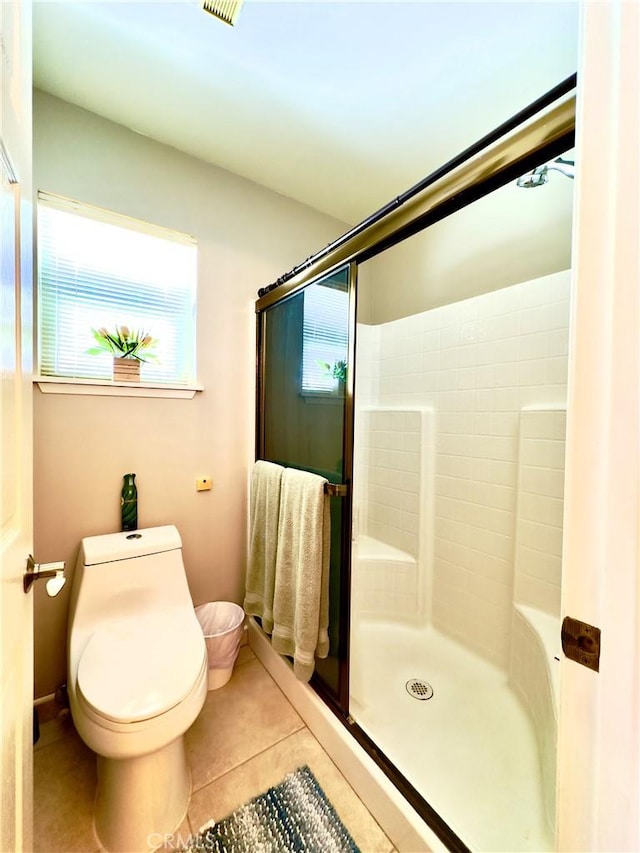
[33,1,579,225]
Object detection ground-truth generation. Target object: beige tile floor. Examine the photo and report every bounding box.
[33,644,394,853]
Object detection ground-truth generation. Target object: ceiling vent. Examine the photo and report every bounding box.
[201,0,243,26]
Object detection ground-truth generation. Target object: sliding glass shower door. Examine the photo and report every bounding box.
[257,265,354,703]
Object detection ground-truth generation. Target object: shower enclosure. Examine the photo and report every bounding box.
[255,77,576,852]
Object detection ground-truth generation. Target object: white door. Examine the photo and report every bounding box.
[558,1,640,850]
[0,1,33,851]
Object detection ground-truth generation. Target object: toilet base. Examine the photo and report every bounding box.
[94,735,190,852]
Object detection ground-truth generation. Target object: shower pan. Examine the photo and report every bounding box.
[254,76,576,852]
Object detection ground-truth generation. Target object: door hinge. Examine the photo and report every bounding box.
[561,616,601,672]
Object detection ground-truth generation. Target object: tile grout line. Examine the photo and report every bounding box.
[188,718,395,853]
[189,725,307,796]
[193,656,395,851]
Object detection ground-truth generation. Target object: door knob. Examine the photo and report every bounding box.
[23,555,66,596]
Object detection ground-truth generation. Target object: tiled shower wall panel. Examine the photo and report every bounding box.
[514,409,567,616]
[357,270,570,668]
[358,409,423,557]
[353,324,379,540]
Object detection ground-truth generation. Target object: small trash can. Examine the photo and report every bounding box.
[195,602,245,690]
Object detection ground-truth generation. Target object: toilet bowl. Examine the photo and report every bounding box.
[67,526,208,853]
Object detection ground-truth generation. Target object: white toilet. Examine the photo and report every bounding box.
[67,525,208,853]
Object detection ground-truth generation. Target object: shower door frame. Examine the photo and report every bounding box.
[255,78,577,852]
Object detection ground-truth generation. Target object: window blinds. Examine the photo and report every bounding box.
[37,193,197,385]
[301,282,349,393]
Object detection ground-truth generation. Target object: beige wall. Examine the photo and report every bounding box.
[32,91,346,699]
[365,162,574,323]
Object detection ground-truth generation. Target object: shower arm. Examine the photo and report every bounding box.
[546,157,575,179]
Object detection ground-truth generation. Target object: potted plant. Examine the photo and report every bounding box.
[87,325,158,382]
[317,359,347,394]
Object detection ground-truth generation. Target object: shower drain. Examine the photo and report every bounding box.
[405,679,434,701]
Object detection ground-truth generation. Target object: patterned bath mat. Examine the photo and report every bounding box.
[183,765,360,853]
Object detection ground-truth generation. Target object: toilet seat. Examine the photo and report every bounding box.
[77,609,206,724]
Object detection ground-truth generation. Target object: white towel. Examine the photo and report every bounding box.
[243,460,284,634]
[271,468,330,682]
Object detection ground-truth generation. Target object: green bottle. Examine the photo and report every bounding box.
[121,473,138,532]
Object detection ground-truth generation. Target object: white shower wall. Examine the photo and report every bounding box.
[514,409,567,617]
[356,409,423,557]
[355,270,570,668]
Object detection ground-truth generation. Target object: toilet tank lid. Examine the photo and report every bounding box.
[80,525,182,566]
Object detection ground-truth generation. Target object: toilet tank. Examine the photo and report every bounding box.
[68,525,194,643]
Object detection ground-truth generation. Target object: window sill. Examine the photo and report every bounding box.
[299,391,344,406]
[34,376,203,399]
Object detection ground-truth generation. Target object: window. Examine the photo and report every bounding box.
[301,280,349,393]
[37,192,197,386]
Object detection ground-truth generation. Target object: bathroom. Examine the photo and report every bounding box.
[3,1,639,852]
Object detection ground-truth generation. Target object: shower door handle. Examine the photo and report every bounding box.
[324,483,348,498]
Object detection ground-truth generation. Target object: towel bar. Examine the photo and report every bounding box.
[324,483,348,497]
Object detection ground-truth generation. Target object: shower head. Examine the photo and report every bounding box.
[517,156,575,188]
[517,167,549,188]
